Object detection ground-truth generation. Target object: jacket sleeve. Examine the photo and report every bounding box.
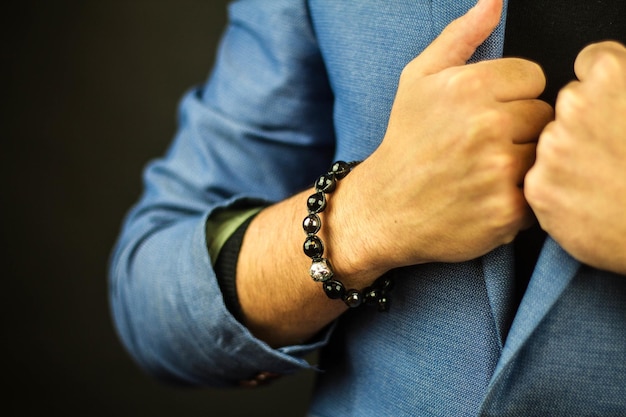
[108,0,336,387]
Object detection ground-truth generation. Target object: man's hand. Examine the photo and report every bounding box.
[235,0,553,347]
[525,41,626,274]
[332,0,553,272]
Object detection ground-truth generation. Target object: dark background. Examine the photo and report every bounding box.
[4,1,315,415]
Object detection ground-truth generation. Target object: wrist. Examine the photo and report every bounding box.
[319,165,393,282]
[304,162,393,310]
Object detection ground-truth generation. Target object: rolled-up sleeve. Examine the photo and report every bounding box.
[108,0,336,387]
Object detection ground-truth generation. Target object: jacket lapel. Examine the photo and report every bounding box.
[488,236,581,382]
[476,0,517,347]
[481,244,516,347]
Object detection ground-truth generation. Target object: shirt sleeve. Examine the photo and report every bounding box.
[108,0,336,387]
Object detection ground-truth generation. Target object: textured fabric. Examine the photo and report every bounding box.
[481,238,626,416]
[311,263,502,417]
[108,0,626,414]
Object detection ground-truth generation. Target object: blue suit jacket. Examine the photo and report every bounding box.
[109,1,626,415]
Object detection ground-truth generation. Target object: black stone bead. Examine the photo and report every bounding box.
[376,276,395,293]
[307,192,326,213]
[363,286,381,307]
[330,161,351,179]
[377,296,391,312]
[302,213,321,234]
[323,279,345,300]
[303,235,324,258]
[343,289,363,308]
[315,173,337,193]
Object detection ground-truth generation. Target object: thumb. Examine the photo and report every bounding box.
[412,0,503,77]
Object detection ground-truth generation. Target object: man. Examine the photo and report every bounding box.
[109,0,626,415]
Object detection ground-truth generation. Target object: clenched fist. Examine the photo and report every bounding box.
[331,0,553,273]
[525,41,626,274]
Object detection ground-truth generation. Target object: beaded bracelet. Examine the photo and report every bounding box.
[302,161,394,312]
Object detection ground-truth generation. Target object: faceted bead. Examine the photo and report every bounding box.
[303,235,324,258]
[330,161,351,179]
[307,192,326,213]
[302,214,321,234]
[343,289,363,308]
[323,279,345,300]
[310,258,334,282]
[315,173,337,193]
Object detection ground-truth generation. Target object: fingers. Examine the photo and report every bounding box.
[503,99,554,143]
[574,41,626,86]
[471,58,547,101]
[510,141,538,185]
[409,0,503,77]
[494,185,536,244]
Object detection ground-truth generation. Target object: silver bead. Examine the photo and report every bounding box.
[310,258,333,282]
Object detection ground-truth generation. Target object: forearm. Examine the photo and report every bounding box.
[237,184,388,348]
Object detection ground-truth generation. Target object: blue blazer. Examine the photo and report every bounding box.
[109,1,626,415]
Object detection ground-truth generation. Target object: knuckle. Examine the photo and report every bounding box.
[445,67,488,94]
[491,189,522,225]
[491,197,524,243]
[466,109,509,141]
[523,167,542,206]
[536,125,562,162]
[555,85,586,118]
[578,42,626,86]
[490,152,517,175]
[523,168,553,218]
[592,49,625,79]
